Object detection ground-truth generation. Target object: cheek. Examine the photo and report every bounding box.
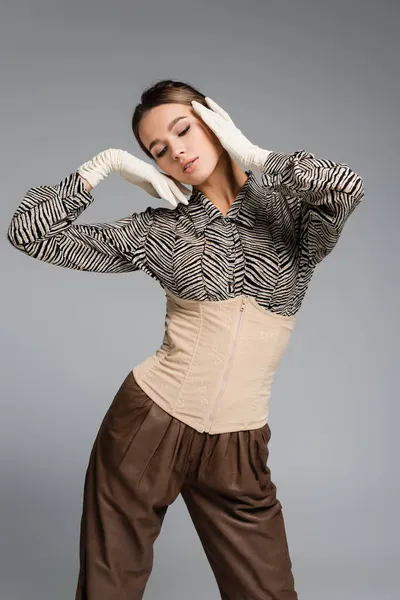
[195,123,220,151]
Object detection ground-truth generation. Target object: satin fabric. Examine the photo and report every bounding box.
[75,371,298,600]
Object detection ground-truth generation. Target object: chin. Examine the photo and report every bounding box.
[185,159,219,186]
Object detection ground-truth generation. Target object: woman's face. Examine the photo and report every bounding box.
[138,102,224,186]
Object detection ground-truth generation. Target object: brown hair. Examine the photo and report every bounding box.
[131,79,207,160]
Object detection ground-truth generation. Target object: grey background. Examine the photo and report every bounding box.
[1,0,398,599]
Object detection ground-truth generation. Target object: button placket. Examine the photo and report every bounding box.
[225,219,235,295]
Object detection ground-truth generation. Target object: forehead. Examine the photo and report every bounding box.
[138,103,193,145]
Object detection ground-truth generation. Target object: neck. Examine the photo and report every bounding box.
[192,151,249,217]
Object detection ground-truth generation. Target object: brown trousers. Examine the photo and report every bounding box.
[75,371,298,600]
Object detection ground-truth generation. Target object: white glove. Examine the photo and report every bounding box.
[191,97,272,172]
[77,148,191,208]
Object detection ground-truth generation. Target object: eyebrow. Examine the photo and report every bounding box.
[148,116,188,152]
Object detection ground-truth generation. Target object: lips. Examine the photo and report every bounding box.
[182,157,198,172]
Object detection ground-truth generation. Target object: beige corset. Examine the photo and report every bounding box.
[133,289,296,434]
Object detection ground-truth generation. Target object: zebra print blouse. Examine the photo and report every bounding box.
[7,149,364,317]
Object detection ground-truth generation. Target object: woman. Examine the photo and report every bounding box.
[7,79,365,600]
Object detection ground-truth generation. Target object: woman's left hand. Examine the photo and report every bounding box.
[191,97,272,172]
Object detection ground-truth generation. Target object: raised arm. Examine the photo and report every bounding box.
[260,149,365,265]
[7,147,191,274]
[190,98,365,266]
[7,171,154,273]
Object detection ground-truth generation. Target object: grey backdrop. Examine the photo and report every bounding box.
[1,1,398,599]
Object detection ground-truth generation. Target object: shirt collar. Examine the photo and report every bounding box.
[184,170,261,235]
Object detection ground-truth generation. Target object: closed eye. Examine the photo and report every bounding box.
[156,125,190,158]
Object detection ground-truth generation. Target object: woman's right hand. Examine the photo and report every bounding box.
[77,148,191,208]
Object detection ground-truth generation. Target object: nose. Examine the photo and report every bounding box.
[171,142,186,161]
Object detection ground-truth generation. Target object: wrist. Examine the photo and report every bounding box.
[247,146,273,172]
[77,148,121,189]
[78,174,93,192]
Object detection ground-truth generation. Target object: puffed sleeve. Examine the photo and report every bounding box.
[7,171,154,273]
[261,149,365,265]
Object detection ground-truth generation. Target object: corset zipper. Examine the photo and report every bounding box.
[204,296,248,433]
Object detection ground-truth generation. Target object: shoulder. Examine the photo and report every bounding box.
[148,203,181,226]
[138,203,182,240]
[130,203,177,223]
[153,199,195,223]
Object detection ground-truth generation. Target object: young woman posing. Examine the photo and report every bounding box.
[7,79,364,600]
